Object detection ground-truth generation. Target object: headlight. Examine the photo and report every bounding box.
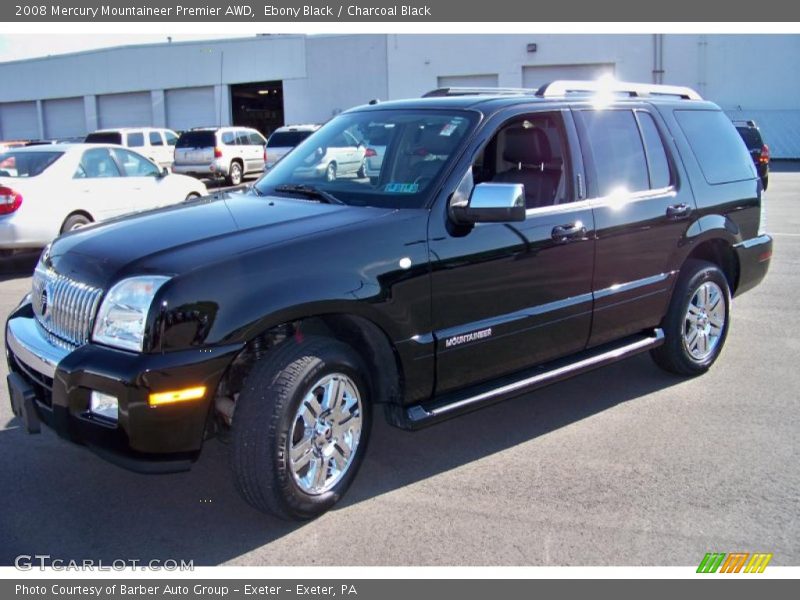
[92,276,170,352]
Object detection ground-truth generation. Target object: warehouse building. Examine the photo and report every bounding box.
[0,33,798,157]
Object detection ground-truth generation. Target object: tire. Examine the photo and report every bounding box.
[185,192,201,202]
[231,335,371,520]
[357,161,366,179]
[762,175,769,191]
[226,161,243,186]
[650,259,731,376]
[60,213,91,234]
[325,162,337,182]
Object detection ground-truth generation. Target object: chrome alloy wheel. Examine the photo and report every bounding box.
[289,373,363,495]
[683,281,726,361]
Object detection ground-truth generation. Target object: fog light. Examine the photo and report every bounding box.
[90,391,118,421]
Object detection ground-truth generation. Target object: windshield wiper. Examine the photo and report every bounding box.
[273,184,345,205]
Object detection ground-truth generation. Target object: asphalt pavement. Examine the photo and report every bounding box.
[0,173,797,566]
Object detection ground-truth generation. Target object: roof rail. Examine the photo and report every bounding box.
[535,80,703,101]
[422,87,535,98]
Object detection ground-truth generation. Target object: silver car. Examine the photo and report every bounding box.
[172,127,267,186]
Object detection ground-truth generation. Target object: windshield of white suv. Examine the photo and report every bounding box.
[253,110,477,208]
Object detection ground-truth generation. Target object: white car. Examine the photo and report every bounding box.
[0,144,207,251]
[265,124,320,170]
[85,128,180,169]
[294,129,367,182]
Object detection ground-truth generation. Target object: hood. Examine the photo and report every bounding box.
[47,191,394,288]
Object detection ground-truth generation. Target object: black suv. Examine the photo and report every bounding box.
[6,81,772,520]
[733,119,770,190]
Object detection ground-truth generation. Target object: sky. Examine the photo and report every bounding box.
[0,34,253,63]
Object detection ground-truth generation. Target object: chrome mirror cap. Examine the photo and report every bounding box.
[451,182,526,224]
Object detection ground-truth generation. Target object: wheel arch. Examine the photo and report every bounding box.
[216,311,405,419]
[683,237,740,295]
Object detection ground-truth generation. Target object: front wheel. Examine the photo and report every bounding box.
[231,336,371,520]
[651,259,731,376]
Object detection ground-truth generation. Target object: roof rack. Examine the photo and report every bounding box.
[535,80,703,100]
[422,87,535,98]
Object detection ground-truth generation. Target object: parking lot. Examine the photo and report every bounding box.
[0,171,797,567]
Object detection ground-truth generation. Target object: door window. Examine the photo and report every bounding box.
[75,148,122,178]
[112,148,160,177]
[164,131,179,146]
[575,110,649,197]
[470,112,571,209]
[249,131,266,146]
[127,132,145,148]
[235,130,252,146]
[221,131,235,145]
[149,131,164,146]
[635,111,672,190]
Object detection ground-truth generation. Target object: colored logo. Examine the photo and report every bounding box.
[697,552,773,573]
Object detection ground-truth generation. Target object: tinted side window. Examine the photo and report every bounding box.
[249,132,265,145]
[221,131,235,145]
[674,110,756,185]
[576,110,649,196]
[636,112,671,190]
[165,131,179,146]
[127,132,145,147]
[235,131,251,145]
[112,148,160,177]
[77,148,122,178]
[149,131,164,146]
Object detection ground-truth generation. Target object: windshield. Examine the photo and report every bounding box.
[254,110,476,208]
[0,151,63,177]
[268,130,314,148]
[85,132,122,144]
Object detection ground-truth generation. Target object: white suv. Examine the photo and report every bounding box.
[265,124,321,170]
[84,128,179,169]
[172,127,267,186]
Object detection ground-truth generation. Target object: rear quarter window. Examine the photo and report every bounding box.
[675,110,756,185]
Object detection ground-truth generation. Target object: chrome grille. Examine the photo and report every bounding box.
[31,267,103,349]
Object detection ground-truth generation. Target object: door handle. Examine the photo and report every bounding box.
[666,203,692,220]
[551,222,587,242]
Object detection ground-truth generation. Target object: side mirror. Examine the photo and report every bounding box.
[450,182,526,225]
[158,167,169,178]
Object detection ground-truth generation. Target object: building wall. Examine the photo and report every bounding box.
[283,34,388,124]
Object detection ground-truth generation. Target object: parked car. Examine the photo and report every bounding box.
[85,128,179,170]
[733,119,769,190]
[173,127,267,186]
[265,124,320,170]
[362,122,394,183]
[294,128,367,181]
[6,81,771,521]
[0,144,206,251]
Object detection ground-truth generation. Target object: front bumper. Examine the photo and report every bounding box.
[5,305,242,473]
[733,234,773,296]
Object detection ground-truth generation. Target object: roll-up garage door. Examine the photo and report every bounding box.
[522,64,615,90]
[165,87,216,131]
[97,92,152,128]
[437,74,499,88]
[43,97,86,139]
[0,102,39,140]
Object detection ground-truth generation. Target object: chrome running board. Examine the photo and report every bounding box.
[402,329,664,429]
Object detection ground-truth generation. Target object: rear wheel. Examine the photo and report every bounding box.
[226,161,243,186]
[651,259,731,376]
[231,336,371,520]
[60,213,91,234]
